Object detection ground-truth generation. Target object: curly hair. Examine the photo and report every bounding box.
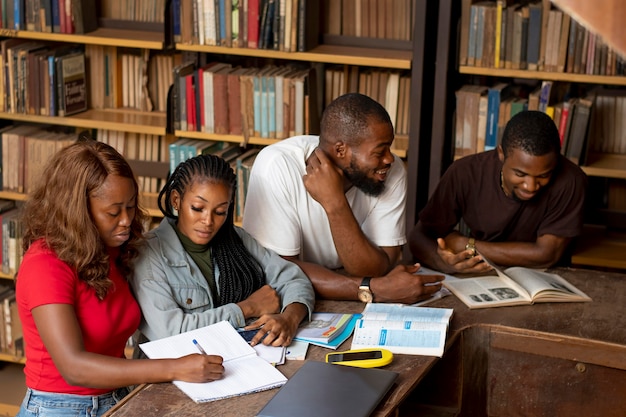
[319,92,393,148]
[20,136,148,299]
[158,154,265,305]
[501,110,561,158]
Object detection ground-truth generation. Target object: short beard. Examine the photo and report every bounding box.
[343,161,386,197]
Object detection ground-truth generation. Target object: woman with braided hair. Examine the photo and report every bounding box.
[131,153,314,347]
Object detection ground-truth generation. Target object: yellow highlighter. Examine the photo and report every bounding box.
[325,348,393,368]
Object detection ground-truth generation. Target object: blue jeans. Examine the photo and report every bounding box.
[16,386,130,417]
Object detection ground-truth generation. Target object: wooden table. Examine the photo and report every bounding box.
[105,267,626,417]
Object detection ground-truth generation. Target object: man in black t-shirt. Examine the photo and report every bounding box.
[409,111,588,274]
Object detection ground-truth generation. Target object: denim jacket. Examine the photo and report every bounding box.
[131,218,314,342]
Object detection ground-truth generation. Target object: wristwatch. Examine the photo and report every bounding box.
[465,237,477,258]
[357,277,374,303]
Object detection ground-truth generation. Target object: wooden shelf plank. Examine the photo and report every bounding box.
[174,131,282,146]
[0,353,25,365]
[0,28,164,49]
[459,66,626,86]
[582,153,626,179]
[176,43,412,69]
[571,226,626,270]
[0,109,167,135]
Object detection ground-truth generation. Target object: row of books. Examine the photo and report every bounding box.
[0,39,88,117]
[1,124,78,194]
[100,0,166,23]
[326,0,415,42]
[173,0,320,52]
[588,91,626,155]
[454,81,606,166]
[1,0,97,34]
[86,45,173,113]
[324,65,412,143]
[97,130,171,195]
[460,0,626,75]
[172,62,317,141]
[167,139,260,222]
[0,283,23,359]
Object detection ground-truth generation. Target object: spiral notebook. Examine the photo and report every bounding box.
[256,361,398,417]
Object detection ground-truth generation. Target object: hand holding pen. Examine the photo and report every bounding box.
[168,339,224,383]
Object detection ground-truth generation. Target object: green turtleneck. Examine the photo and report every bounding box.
[173,224,219,304]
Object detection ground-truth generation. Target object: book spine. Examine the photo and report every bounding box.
[50,0,59,32]
[247,0,259,48]
[173,0,181,42]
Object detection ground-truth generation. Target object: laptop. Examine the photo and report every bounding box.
[256,360,398,417]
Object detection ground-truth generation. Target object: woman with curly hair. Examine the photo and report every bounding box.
[16,137,224,417]
[131,153,314,348]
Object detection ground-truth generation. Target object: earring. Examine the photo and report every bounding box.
[173,206,179,216]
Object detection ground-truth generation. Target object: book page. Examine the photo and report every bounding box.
[350,304,453,357]
[504,267,592,302]
[351,320,449,357]
[173,355,287,403]
[360,303,453,324]
[443,274,532,308]
[139,321,255,362]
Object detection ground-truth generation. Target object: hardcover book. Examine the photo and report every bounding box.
[443,255,592,309]
[57,52,87,116]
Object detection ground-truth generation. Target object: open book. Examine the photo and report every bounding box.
[139,321,287,403]
[443,258,592,309]
[350,303,453,357]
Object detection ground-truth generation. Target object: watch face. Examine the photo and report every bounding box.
[358,288,373,303]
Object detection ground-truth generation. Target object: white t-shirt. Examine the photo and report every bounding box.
[242,135,407,270]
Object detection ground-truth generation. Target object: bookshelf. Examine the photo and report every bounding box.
[424,0,626,270]
[0,2,434,386]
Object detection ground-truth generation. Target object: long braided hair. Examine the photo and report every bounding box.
[158,154,265,304]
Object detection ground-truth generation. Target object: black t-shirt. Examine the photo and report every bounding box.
[419,150,587,243]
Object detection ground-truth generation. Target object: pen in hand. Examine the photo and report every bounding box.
[193,339,207,355]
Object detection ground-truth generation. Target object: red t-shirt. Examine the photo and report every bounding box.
[16,240,141,395]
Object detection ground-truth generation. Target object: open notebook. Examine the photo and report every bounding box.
[139,321,287,403]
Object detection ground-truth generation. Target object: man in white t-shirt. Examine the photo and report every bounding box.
[243,93,443,303]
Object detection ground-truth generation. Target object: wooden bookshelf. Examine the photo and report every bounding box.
[0,352,25,365]
[424,0,626,270]
[582,153,626,179]
[176,43,412,70]
[459,66,626,86]
[0,109,167,135]
[572,226,626,270]
[0,27,164,49]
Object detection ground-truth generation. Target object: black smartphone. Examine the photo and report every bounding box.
[326,350,383,363]
[238,328,266,343]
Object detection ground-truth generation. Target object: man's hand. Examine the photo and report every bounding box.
[436,238,493,274]
[369,264,445,304]
[302,148,345,211]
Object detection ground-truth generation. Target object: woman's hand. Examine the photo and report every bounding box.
[236,284,280,319]
[247,303,308,347]
[172,354,224,383]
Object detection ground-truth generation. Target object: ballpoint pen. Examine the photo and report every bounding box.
[192,339,207,355]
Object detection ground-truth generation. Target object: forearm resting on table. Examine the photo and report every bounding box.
[283,257,362,301]
[474,236,570,268]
